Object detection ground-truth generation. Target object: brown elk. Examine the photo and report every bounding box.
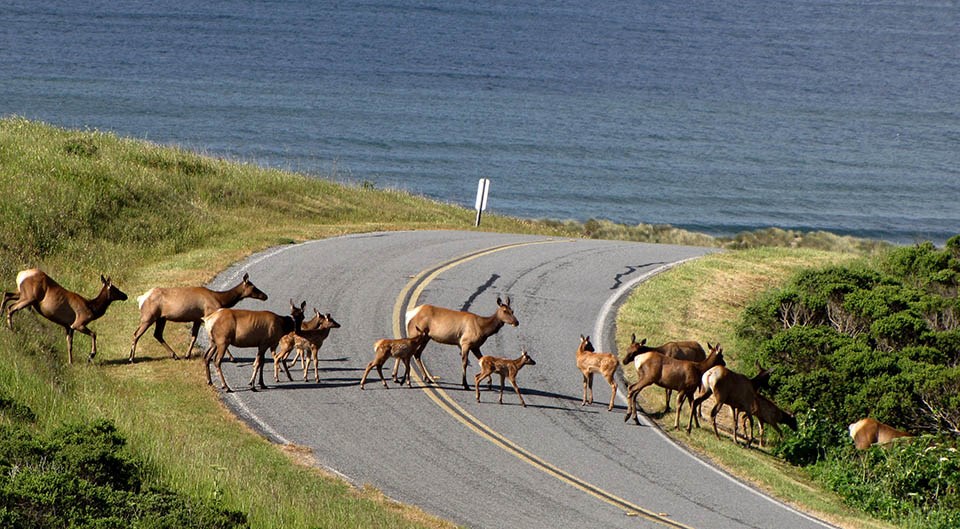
[405,296,519,390]
[688,364,772,445]
[745,393,797,448]
[359,327,431,389]
[2,269,128,364]
[848,417,912,450]
[202,299,305,392]
[623,343,725,428]
[271,312,340,383]
[129,272,268,362]
[576,335,620,411]
[474,349,537,407]
[622,334,705,412]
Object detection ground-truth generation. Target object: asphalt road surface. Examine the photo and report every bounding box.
[203,230,835,529]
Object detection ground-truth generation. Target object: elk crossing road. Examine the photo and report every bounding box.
[204,230,834,529]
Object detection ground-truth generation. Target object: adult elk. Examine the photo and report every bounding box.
[3,269,128,364]
[689,364,772,445]
[405,296,519,390]
[202,299,305,392]
[622,334,705,412]
[359,328,431,389]
[475,349,537,407]
[575,335,620,411]
[848,418,912,450]
[129,272,268,362]
[623,343,725,428]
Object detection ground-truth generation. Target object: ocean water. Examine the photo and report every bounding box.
[3,0,958,244]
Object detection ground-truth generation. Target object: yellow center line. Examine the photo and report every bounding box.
[391,239,696,529]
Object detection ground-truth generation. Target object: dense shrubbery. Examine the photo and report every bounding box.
[0,417,248,529]
[735,236,960,527]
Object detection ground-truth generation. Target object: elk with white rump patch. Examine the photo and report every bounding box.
[624,342,725,428]
[202,299,305,392]
[575,335,620,411]
[2,269,128,364]
[621,335,705,413]
[848,417,912,450]
[129,272,268,362]
[688,364,772,445]
[405,296,519,390]
[359,327,431,389]
[272,311,340,383]
[475,349,536,407]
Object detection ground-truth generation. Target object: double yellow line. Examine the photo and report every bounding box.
[391,240,695,529]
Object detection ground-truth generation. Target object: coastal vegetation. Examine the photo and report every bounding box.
[0,117,945,528]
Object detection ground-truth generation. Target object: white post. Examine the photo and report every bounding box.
[474,178,490,227]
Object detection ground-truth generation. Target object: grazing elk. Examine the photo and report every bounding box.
[624,343,725,428]
[474,349,537,407]
[129,272,268,362]
[272,312,340,383]
[575,335,620,411]
[359,327,431,389]
[202,299,305,392]
[848,417,912,450]
[622,334,706,412]
[405,296,519,390]
[745,393,797,448]
[689,364,772,445]
[2,269,128,364]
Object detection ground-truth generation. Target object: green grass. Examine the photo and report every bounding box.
[0,117,892,528]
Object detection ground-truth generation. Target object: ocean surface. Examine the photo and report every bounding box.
[3,0,958,244]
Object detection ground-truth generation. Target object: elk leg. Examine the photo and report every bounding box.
[149,318,182,360]
[311,345,321,383]
[391,356,403,384]
[586,372,595,405]
[710,402,722,440]
[65,328,74,365]
[129,317,154,362]
[1,291,17,317]
[474,370,491,402]
[214,347,232,392]
[5,297,34,330]
[460,346,472,390]
[606,375,617,411]
[581,373,589,406]
[498,374,506,404]
[183,320,202,359]
[509,375,526,407]
[664,388,673,413]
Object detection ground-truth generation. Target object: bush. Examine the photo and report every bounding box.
[0,420,248,529]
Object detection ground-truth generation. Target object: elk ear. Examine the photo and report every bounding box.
[300,301,307,311]
[504,296,511,306]
[640,338,647,346]
[630,333,636,344]
[101,274,108,285]
[242,272,250,282]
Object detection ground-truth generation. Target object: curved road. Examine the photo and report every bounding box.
[205,230,833,529]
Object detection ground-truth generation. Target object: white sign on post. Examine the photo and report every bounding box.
[474,178,490,227]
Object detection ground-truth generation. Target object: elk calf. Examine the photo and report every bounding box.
[848,417,912,450]
[129,272,267,362]
[3,269,128,364]
[575,335,620,411]
[745,393,797,448]
[622,335,705,412]
[272,312,340,383]
[475,349,536,407]
[360,328,431,389]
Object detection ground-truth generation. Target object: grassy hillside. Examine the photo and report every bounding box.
[0,117,889,528]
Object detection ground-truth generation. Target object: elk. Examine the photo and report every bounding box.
[405,296,519,390]
[202,299,305,392]
[848,417,912,450]
[575,335,620,411]
[745,393,797,448]
[360,327,431,389]
[2,269,128,364]
[128,272,268,362]
[623,343,725,428]
[688,364,772,445]
[474,349,537,407]
[272,311,340,383]
[622,334,705,412]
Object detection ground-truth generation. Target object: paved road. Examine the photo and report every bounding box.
[205,230,834,529]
